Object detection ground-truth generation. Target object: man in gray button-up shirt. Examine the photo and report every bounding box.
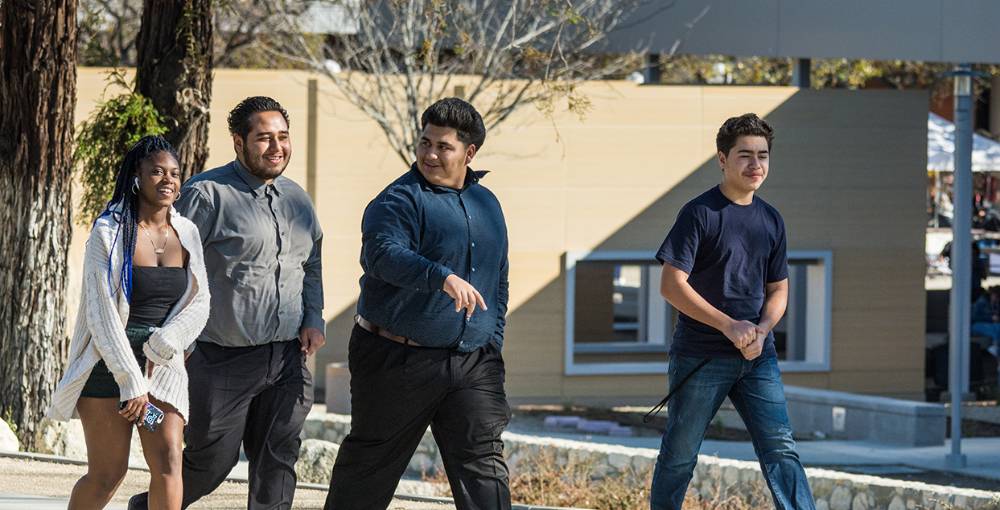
[129,96,324,510]
[180,157,324,347]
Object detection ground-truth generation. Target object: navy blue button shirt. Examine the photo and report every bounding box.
[357,164,509,351]
[656,186,787,359]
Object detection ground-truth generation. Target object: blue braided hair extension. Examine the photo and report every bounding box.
[95,135,179,303]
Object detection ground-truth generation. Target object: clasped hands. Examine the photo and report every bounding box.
[725,320,768,360]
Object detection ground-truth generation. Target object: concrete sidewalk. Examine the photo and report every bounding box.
[0,454,451,509]
[0,452,584,510]
[0,494,82,510]
[506,422,1000,487]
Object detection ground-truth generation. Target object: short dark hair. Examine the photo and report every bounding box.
[420,97,486,149]
[716,113,774,156]
[228,96,289,140]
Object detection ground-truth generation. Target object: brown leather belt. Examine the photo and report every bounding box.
[356,316,422,347]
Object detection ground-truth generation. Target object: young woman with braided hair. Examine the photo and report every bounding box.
[48,135,210,510]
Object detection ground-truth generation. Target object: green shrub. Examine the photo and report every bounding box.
[74,70,165,224]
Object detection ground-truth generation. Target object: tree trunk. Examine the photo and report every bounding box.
[0,0,78,449]
[135,0,214,180]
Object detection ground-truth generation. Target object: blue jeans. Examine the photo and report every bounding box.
[650,354,815,510]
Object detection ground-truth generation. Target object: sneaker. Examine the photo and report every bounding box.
[127,492,148,510]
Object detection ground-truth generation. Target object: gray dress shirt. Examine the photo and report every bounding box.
[176,160,324,347]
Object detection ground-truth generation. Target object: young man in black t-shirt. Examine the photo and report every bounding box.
[649,114,815,510]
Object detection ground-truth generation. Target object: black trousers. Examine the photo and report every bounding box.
[325,325,512,510]
[169,339,314,510]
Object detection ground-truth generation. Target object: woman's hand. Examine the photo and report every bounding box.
[120,393,149,423]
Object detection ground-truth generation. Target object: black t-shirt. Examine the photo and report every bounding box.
[656,186,788,359]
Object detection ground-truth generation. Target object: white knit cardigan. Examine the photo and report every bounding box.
[47,208,210,422]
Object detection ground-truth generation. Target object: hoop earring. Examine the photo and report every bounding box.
[131,179,140,195]
[175,190,182,201]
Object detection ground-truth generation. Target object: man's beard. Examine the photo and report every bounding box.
[242,145,288,180]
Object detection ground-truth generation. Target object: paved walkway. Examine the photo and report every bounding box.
[0,455,451,509]
[0,453,579,509]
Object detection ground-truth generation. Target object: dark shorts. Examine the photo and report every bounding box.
[79,326,155,399]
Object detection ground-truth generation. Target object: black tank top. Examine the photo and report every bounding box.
[127,266,188,328]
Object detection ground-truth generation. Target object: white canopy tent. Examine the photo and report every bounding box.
[928,112,1000,172]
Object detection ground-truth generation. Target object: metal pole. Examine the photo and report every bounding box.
[305,78,319,378]
[792,58,811,88]
[991,75,1000,139]
[947,63,973,469]
[306,78,318,204]
[935,171,942,228]
[644,52,661,85]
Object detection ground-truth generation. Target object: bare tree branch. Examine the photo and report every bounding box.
[265,0,655,165]
[77,0,310,68]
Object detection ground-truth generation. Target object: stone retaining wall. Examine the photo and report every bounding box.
[302,412,1000,509]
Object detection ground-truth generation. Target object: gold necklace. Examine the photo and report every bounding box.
[139,224,169,255]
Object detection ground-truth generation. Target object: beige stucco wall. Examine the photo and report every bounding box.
[69,69,928,403]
